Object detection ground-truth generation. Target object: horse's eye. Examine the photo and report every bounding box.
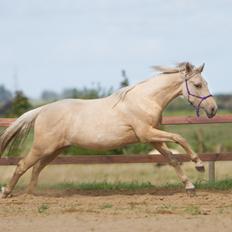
[194,83,202,88]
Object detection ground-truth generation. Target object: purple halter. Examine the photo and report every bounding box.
[185,79,212,117]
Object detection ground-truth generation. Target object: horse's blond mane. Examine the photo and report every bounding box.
[153,62,195,74]
[112,79,149,108]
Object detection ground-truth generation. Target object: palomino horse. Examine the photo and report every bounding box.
[0,62,217,198]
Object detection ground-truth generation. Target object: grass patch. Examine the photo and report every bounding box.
[184,205,201,215]
[100,203,113,209]
[157,179,232,191]
[51,179,232,191]
[195,179,232,190]
[158,179,232,191]
[156,204,176,214]
[53,181,154,191]
[1,179,232,193]
[38,203,49,214]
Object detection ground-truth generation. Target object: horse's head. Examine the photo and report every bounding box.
[181,63,217,118]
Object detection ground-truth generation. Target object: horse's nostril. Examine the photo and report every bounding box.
[210,106,217,116]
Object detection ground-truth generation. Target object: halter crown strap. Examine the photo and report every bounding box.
[185,79,212,117]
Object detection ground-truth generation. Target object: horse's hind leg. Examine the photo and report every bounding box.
[1,147,43,198]
[153,142,195,194]
[26,152,59,194]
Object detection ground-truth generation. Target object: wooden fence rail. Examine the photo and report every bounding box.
[0,115,232,127]
[0,153,232,166]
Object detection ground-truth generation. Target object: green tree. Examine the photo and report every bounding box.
[120,70,129,88]
[7,91,32,117]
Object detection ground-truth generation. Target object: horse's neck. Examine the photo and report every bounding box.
[144,73,183,109]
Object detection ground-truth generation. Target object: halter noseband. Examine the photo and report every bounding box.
[184,75,212,117]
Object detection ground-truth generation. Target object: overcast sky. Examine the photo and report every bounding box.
[0,0,231,98]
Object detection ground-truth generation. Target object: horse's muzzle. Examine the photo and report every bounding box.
[206,106,217,118]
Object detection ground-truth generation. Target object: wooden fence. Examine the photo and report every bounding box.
[0,115,232,182]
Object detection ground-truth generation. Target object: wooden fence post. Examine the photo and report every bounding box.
[208,161,215,182]
[208,145,222,182]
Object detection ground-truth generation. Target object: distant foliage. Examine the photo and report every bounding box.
[0,85,12,102]
[62,84,113,99]
[7,91,32,117]
[41,90,59,101]
[216,94,232,111]
[166,97,191,112]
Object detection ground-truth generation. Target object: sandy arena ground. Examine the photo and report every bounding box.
[0,189,232,232]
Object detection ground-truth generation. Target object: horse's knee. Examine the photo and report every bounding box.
[172,134,187,144]
[169,158,180,167]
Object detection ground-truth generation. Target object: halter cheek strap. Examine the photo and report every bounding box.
[185,79,212,117]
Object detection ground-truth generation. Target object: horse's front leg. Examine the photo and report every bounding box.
[153,142,195,194]
[140,127,205,172]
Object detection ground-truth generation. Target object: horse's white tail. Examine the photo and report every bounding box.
[0,107,43,156]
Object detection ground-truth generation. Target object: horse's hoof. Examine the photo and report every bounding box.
[26,189,35,195]
[0,192,5,199]
[1,187,11,199]
[1,194,11,199]
[195,165,205,172]
[0,192,7,199]
[186,188,196,197]
[1,193,13,199]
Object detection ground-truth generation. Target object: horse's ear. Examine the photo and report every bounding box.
[185,62,192,73]
[197,63,205,73]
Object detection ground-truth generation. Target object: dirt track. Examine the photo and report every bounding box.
[0,189,232,232]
